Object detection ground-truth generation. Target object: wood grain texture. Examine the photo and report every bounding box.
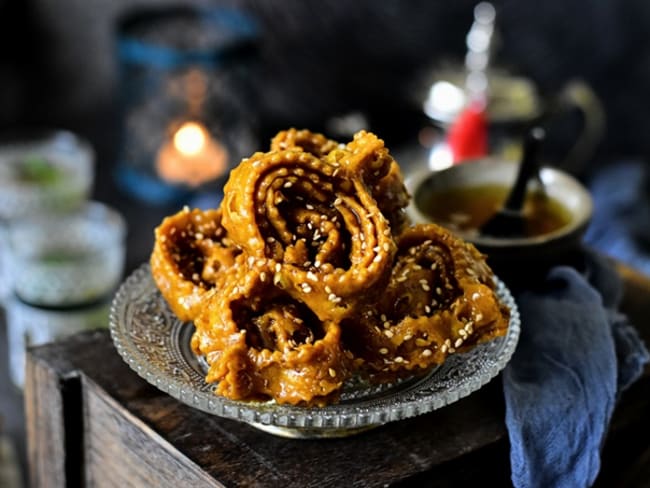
[24,350,70,487]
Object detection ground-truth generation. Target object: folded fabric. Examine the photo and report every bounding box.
[502,252,649,488]
[584,160,650,276]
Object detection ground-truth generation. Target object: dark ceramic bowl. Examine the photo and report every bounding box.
[405,158,593,273]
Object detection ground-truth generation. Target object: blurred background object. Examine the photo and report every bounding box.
[114,4,258,206]
[2,0,650,161]
[0,130,94,302]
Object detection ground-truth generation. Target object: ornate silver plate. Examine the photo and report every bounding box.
[110,264,520,438]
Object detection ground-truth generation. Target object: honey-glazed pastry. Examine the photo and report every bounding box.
[369,160,411,235]
[270,128,340,156]
[191,262,353,406]
[273,129,411,234]
[150,207,240,321]
[149,128,511,407]
[221,148,396,322]
[324,130,410,233]
[344,223,509,380]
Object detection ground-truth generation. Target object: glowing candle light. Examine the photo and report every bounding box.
[156,121,229,187]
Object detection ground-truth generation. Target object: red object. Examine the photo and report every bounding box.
[446,101,488,163]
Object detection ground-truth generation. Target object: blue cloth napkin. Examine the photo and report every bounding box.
[502,252,649,488]
[584,160,650,276]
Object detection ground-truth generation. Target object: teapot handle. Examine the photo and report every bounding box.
[552,80,606,174]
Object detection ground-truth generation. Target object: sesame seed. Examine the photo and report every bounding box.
[373,255,382,263]
[382,243,390,252]
[379,348,389,355]
[415,338,428,347]
[275,263,281,273]
[315,260,322,268]
[430,263,438,270]
[192,273,200,281]
[436,287,442,295]
[302,283,312,293]
[403,334,412,341]
[260,272,267,282]
[454,338,463,348]
[380,314,387,322]
[383,321,391,329]
[306,204,314,210]
[444,339,452,347]
[306,271,318,281]
[424,305,431,314]
[284,181,293,188]
[421,283,431,292]
[422,349,433,357]
[384,330,394,338]
[475,313,483,322]
[396,276,408,283]
[329,368,337,377]
[394,356,404,363]
[441,344,448,353]
[324,285,332,293]
[459,329,467,338]
[383,229,391,236]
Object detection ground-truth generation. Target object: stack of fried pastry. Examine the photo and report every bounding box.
[150,129,510,407]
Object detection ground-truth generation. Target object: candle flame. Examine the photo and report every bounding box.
[174,122,206,156]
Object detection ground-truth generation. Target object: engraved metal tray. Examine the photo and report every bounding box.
[110,264,520,438]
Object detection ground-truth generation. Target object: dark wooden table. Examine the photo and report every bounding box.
[21,262,650,487]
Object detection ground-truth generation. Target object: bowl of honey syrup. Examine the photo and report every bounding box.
[405,158,593,273]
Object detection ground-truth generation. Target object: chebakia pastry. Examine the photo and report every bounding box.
[340,223,510,380]
[150,208,240,322]
[151,129,510,406]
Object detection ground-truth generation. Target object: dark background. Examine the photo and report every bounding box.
[2,0,650,167]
